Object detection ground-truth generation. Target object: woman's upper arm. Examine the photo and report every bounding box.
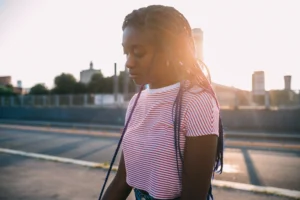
[181,92,220,199]
[102,152,132,200]
[115,152,130,188]
[181,135,218,199]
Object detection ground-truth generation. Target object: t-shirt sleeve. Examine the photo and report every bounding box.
[185,92,220,137]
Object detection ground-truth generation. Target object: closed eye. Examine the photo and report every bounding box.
[122,45,146,58]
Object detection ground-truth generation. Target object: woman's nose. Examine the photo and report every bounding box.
[125,54,135,69]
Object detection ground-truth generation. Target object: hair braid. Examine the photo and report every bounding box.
[122,5,224,199]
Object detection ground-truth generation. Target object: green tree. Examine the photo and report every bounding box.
[118,71,136,94]
[52,73,77,94]
[5,84,13,91]
[87,73,105,93]
[0,85,14,96]
[73,82,87,94]
[103,76,114,93]
[29,83,49,95]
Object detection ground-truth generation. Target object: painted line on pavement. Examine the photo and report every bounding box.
[0,148,118,171]
[0,147,299,199]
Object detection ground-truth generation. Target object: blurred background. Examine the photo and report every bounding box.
[0,0,299,200]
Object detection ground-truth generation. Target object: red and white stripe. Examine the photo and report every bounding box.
[122,82,219,199]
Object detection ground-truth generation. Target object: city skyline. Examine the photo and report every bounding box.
[0,0,299,90]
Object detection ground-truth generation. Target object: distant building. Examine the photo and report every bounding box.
[17,80,22,88]
[284,75,292,90]
[191,28,253,108]
[252,71,265,95]
[212,83,251,108]
[0,76,12,86]
[212,83,236,107]
[13,87,25,95]
[192,28,204,61]
[80,62,102,84]
[251,71,266,105]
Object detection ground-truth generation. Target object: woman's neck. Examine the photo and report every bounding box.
[148,77,183,89]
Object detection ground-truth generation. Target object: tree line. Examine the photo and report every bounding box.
[0,84,14,96]
[0,71,136,96]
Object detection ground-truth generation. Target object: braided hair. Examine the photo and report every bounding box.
[123,5,224,173]
[98,5,224,200]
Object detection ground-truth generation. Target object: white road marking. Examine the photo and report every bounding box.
[222,164,240,173]
[0,147,299,199]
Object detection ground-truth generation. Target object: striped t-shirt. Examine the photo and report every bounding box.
[122,82,219,199]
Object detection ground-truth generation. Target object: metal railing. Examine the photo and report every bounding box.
[1,90,299,109]
[216,89,300,110]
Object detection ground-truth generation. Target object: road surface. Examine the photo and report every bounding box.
[0,126,299,200]
[0,154,295,200]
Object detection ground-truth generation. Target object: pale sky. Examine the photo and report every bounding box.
[0,0,299,90]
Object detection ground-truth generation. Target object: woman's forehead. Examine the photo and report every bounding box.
[122,26,153,47]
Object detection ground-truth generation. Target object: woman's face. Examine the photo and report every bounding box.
[122,26,182,88]
[122,26,156,86]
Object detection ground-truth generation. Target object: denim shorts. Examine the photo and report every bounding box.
[134,188,180,200]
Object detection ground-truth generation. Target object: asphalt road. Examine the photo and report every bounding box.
[0,127,299,194]
[0,154,295,200]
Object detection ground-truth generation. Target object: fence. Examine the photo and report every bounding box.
[0,94,130,108]
[0,90,299,109]
[215,89,300,110]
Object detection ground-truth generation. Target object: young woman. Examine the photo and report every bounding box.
[101,5,224,200]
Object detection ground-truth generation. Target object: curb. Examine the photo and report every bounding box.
[0,124,121,138]
[0,148,118,171]
[213,180,300,199]
[0,147,299,199]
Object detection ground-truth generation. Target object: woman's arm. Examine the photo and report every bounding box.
[180,135,218,200]
[102,152,132,200]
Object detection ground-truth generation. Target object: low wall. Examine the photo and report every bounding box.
[0,107,299,132]
[0,107,126,126]
[220,109,300,132]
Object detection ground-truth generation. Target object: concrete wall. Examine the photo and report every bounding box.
[0,107,299,132]
[220,109,300,132]
[0,107,126,125]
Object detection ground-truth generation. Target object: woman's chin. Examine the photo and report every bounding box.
[132,77,146,86]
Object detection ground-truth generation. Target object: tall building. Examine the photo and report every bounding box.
[252,71,265,95]
[80,62,102,84]
[192,28,252,108]
[284,75,292,90]
[251,71,266,105]
[192,28,204,61]
[17,80,22,88]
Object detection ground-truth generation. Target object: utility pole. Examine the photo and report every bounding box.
[123,67,129,101]
[114,63,119,103]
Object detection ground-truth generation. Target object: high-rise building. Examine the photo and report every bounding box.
[252,71,265,95]
[80,62,102,84]
[17,80,22,88]
[284,75,292,90]
[192,28,204,61]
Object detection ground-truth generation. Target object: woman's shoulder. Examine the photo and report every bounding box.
[183,83,219,110]
[127,93,138,110]
[126,90,147,110]
[184,82,208,99]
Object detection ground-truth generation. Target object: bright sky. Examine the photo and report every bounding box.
[0,0,299,90]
